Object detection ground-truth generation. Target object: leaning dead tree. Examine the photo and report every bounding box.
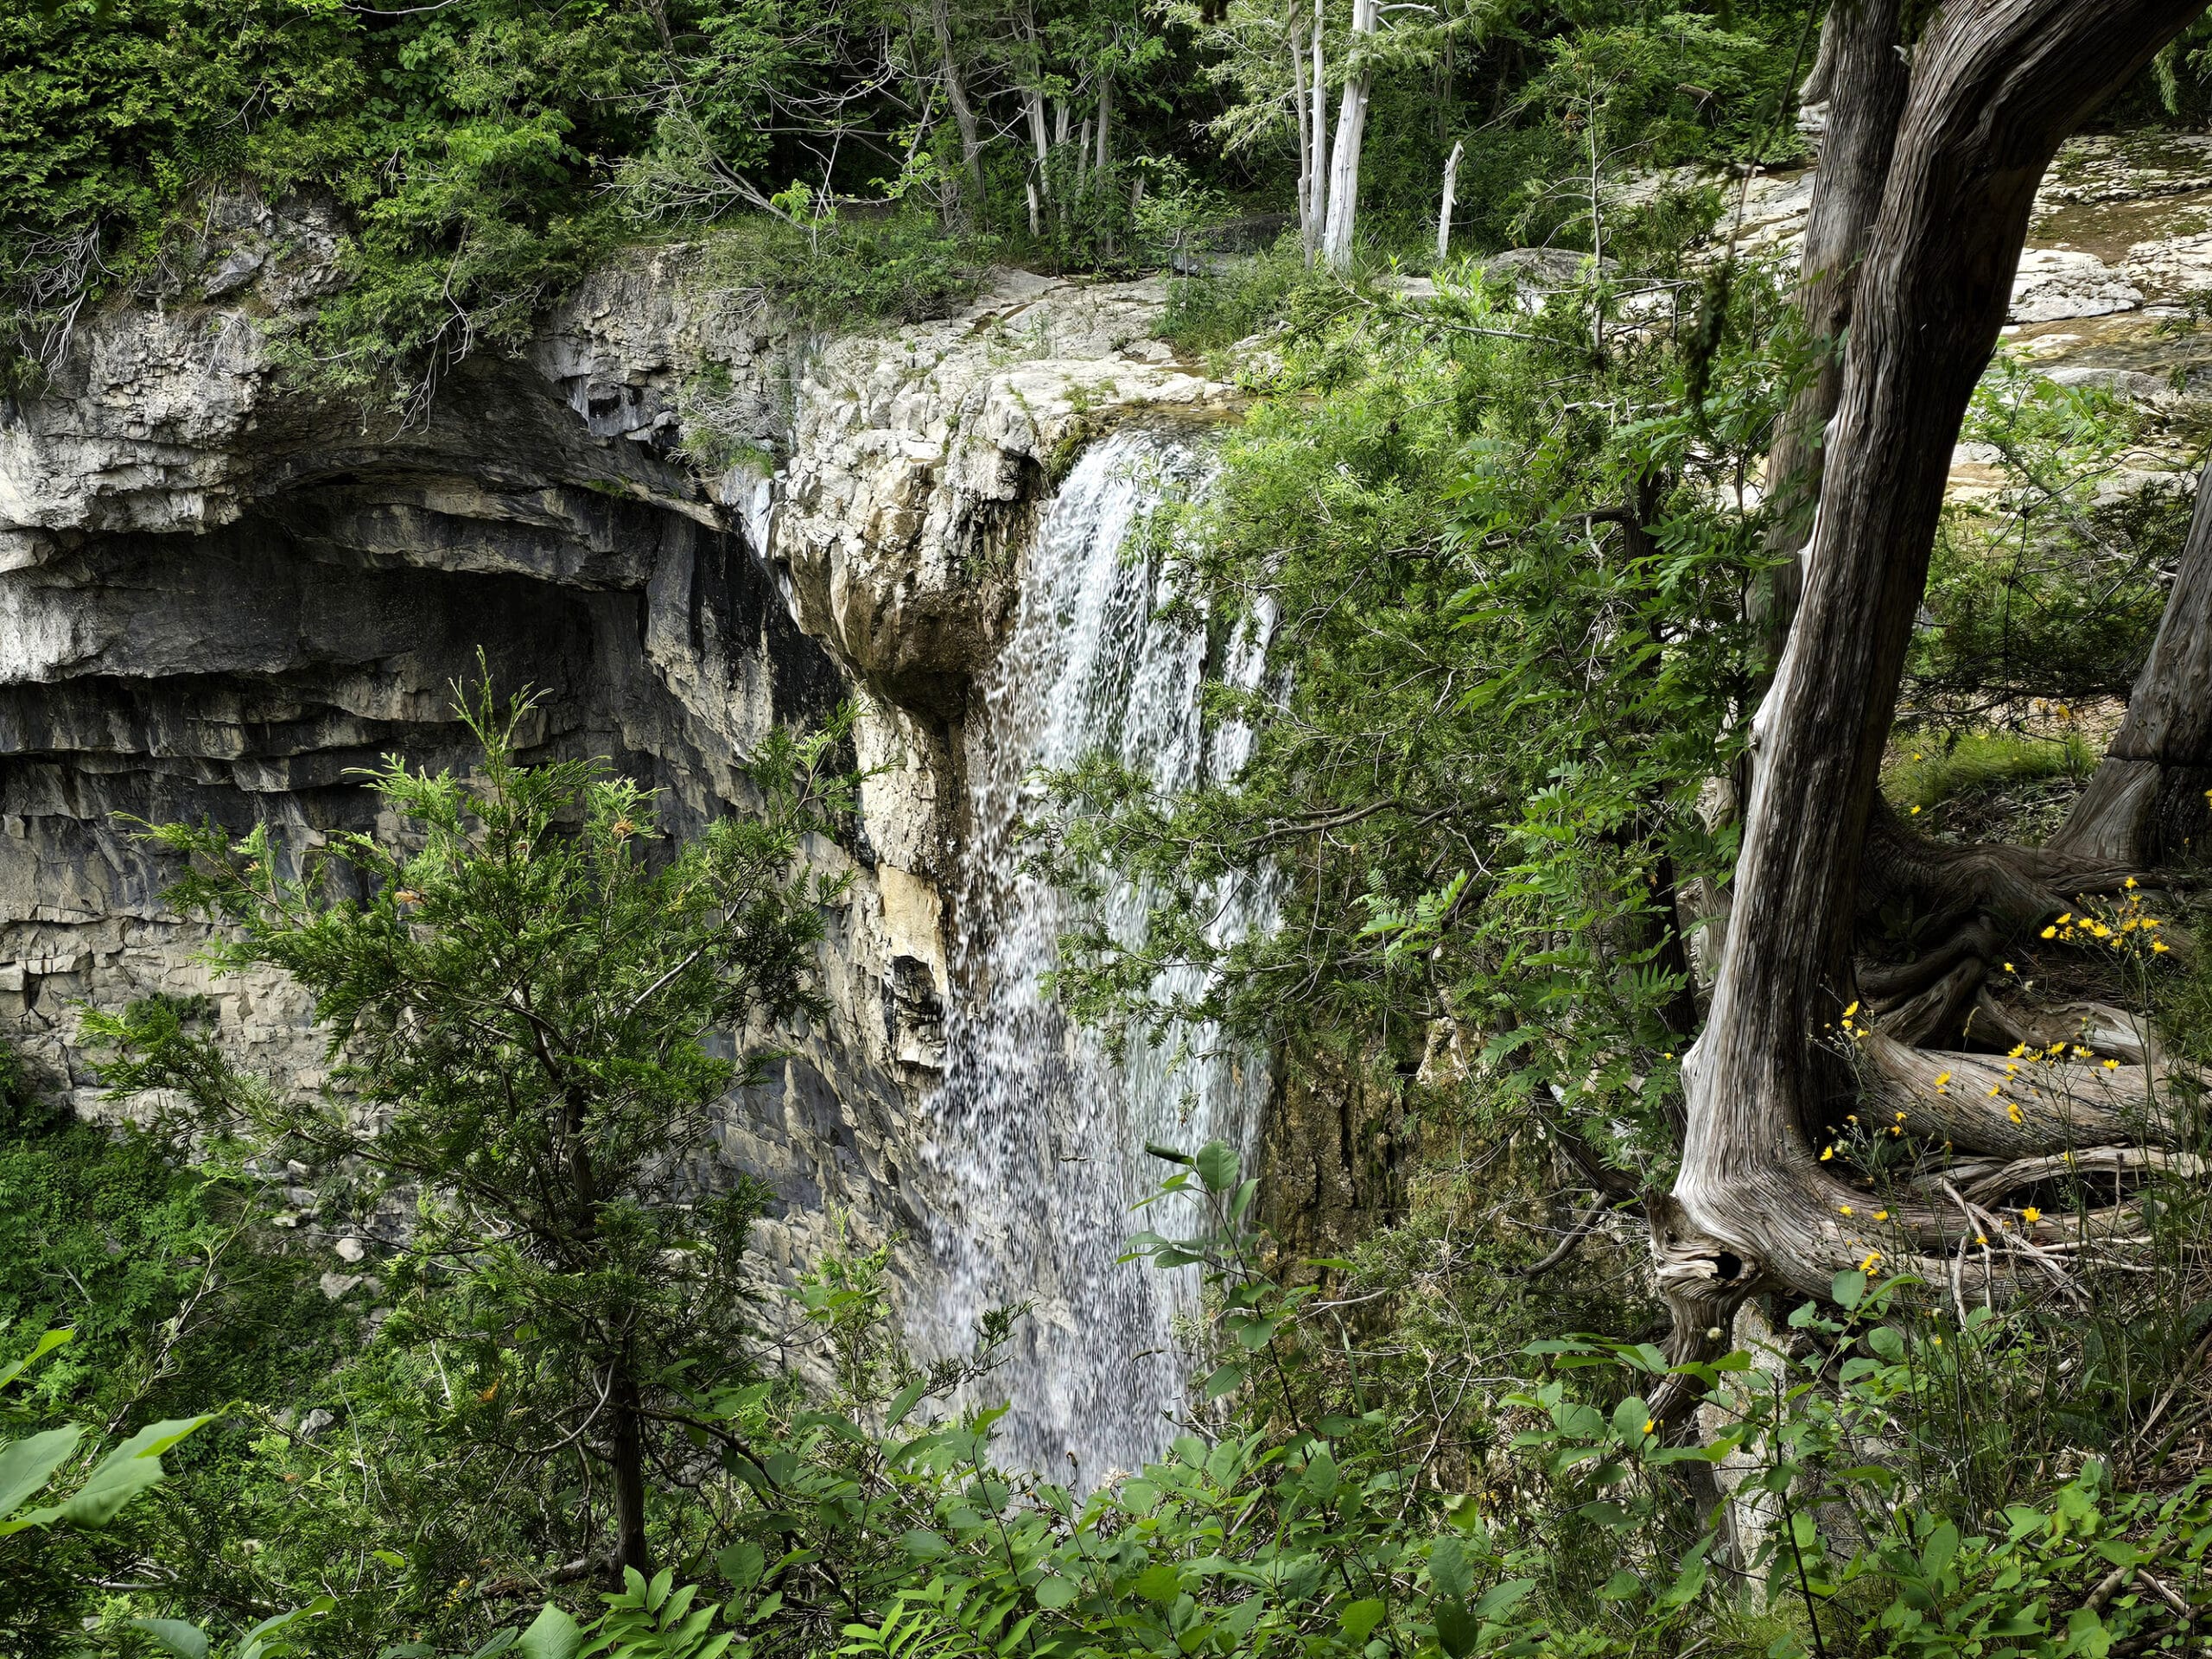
[1652,0,2210,1413]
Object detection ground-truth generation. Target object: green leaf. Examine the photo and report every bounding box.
[1921,1522,1960,1583]
[884,1380,929,1430]
[1339,1599,1385,1643]
[133,1619,212,1659]
[0,1427,80,1522]
[717,1541,766,1591]
[1431,1535,1474,1601]
[1200,1363,1246,1400]
[1033,1574,1077,1610]
[59,1415,214,1528]
[517,1605,584,1659]
[0,1330,73,1393]
[1472,1578,1538,1621]
[1194,1141,1239,1192]
[1831,1269,1867,1310]
[1303,1448,1339,1502]
[1436,1596,1479,1659]
[1134,1563,1182,1603]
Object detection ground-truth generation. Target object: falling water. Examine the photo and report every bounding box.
[913,429,1274,1482]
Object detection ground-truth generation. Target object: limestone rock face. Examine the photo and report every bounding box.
[2008,248,2144,323]
[0,225,1228,1283]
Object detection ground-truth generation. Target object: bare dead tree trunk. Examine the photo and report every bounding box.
[1294,13,1315,251]
[1655,0,2205,1414]
[1308,0,1329,264]
[1320,0,1373,270]
[1024,89,1049,234]
[1437,139,1465,262]
[1754,0,1912,671]
[2050,460,2212,867]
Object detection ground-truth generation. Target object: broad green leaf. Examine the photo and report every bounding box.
[1472,1578,1538,1621]
[133,1619,211,1659]
[1194,1141,1239,1192]
[1339,1599,1385,1643]
[1200,1363,1245,1400]
[717,1541,766,1590]
[1436,1596,1479,1659]
[58,1414,213,1529]
[0,1330,73,1393]
[1831,1269,1867,1310]
[1134,1563,1182,1602]
[517,1604,584,1659]
[1033,1573,1077,1610]
[0,1426,80,1522]
[1303,1448,1339,1502]
[1430,1535,1473,1601]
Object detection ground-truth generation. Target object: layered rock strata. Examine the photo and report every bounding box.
[0,221,1228,1291]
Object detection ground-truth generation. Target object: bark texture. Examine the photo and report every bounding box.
[1319,0,1376,270]
[2050,459,2212,867]
[1755,0,1911,667]
[1666,0,2207,1354]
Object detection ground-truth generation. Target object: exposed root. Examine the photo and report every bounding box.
[1860,1031,2188,1158]
[1859,798,2139,941]
[1942,1146,2206,1207]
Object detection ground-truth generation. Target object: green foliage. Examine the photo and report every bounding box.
[1159,237,1327,355]
[1886,731,2094,815]
[696,213,992,327]
[1912,358,2194,719]
[91,670,855,1588]
[1040,257,1803,1172]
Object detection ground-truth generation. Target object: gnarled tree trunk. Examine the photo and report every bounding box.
[2050,458,2212,867]
[1656,0,2206,1413]
[1754,0,1911,671]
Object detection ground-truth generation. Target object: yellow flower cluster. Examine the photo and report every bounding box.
[2038,884,2170,958]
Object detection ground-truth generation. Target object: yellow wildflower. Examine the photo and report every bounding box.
[1874,1210,1890,1221]
[1839,1205,1853,1217]
[1642,1418,1656,1435]
[1842,1000,1859,1018]
[2021,1206,2042,1224]
[1934,1071,1952,1087]
[2103,1058,2120,1070]
[1859,1252,1881,1272]
[2041,925,2058,938]
[1820,1146,1834,1160]
[2008,1103,2024,1124]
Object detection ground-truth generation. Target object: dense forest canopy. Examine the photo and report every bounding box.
[13,0,2212,1656]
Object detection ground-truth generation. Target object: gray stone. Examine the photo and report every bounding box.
[0,239,1228,1318]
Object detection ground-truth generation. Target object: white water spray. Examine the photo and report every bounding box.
[913,430,1273,1481]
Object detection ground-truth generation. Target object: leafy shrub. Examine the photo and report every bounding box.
[696,213,992,328]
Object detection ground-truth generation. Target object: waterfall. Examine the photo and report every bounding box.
[912,430,1273,1482]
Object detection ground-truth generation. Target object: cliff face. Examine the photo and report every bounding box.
[0,213,1227,1285]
